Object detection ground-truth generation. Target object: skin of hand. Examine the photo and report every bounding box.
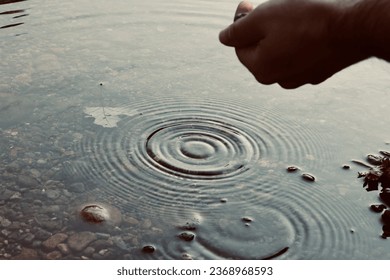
[219,0,370,89]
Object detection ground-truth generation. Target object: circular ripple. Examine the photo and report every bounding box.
[145,119,259,179]
[75,97,332,215]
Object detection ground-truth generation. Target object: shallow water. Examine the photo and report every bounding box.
[1,0,390,259]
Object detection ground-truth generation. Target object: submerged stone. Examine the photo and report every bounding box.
[77,202,122,229]
[80,205,108,224]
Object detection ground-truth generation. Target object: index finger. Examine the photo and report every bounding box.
[219,1,264,47]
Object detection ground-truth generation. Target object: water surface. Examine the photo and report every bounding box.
[1,0,390,259]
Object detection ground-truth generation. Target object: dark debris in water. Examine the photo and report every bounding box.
[301,173,315,182]
[141,245,155,254]
[357,152,390,192]
[357,151,390,238]
[177,232,195,242]
[286,166,299,172]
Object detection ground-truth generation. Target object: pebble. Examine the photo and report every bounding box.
[17,175,39,188]
[302,173,316,182]
[178,232,195,242]
[57,243,70,255]
[142,245,155,254]
[287,166,299,172]
[241,217,253,223]
[46,250,62,260]
[67,231,96,252]
[42,233,68,251]
[13,247,39,260]
[68,182,85,193]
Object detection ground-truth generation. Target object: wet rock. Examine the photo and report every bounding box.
[220,198,228,203]
[89,239,114,251]
[46,250,62,260]
[17,174,39,188]
[142,245,155,254]
[22,233,35,245]
[83,246,95,257]
[123,216,139,226]
[302,173,316,182]
[80,205,107,224]
[68,231,96,252]
[0,189,14,200]
[141,219,152,229]
[42,233,68,251]
[77,203,122,228]
[342,165,351,170]
[57,243,70,255]
[241,217,253,223]
[13,247,39,260]
[68,182,85,193]
[181,253,193,260]
[33,228,52,240]
[45,189,61,200]
[0,216,11,227]
[287,166,299,172]
[178,232,195,242]
[370,204,387,213]
[10,192,22,200]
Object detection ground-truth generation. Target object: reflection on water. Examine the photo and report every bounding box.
[1,0,390,260]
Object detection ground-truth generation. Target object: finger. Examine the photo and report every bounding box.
[219,1,264,48]
[233,0,253,21]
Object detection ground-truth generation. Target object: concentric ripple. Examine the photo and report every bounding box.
[70,96,369,259]
[145,118,259,180]
[76,97,332,215]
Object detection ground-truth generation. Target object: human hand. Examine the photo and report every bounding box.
[219,0,369,89]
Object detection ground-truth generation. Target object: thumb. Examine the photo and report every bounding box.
[219,1,261,47]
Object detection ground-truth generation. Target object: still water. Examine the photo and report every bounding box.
[1,0,390,259]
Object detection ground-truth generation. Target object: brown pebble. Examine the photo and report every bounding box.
[302,173,315,182]
[178,232,195,242]
[242,217,253,223]
[287,166,299,172]
[142,245,155,253]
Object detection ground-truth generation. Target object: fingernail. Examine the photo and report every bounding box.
[233,12,248,22]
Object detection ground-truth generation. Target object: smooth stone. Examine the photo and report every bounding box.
[13,247,39,260]
[69,182,86,193]
[142,245,155,254]
[17,175,39,188]
[178,232,195,242]
[302,173,316,182]
[42,233,68,251]
[46,250,62,260]
[68,231,97,252]
[57,243,70,255]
